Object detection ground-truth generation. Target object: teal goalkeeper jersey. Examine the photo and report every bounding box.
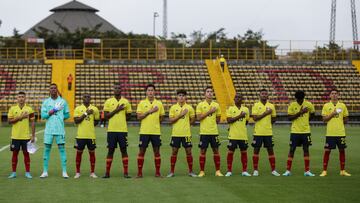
[41,96,70,135]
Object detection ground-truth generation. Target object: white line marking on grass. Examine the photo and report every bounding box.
[0,129,44,152]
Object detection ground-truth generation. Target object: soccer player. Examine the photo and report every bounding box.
[251,89,280,176]
[167,90,197,178]
[196,86,223,177]
[73,94,100,179]
[7,91,35,179]
[136,84,165,178]
[40,83,70,178]
[225,93,251,177]
[283,90,316,177]
[320,89,351,177]
[102,84,132,178]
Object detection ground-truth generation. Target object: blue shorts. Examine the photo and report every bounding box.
[170,136,192,148]
[251,136,274,148]
[325,136,347,149]
[227,139,248,151]
[289,133,312,148]
[139,134,161,148]
[10,139,30,151]
[107,132,128,149]
[74,138,96,151]
[198,135,220,149]
[44,134,65,145]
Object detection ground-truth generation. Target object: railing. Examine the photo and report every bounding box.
[0,47,359,61]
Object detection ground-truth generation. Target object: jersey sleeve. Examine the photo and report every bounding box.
[343,104,349,117]
[271,104,276,117]
[169,105,175,118]
[287,103,295,115]
[189,106,195,118]
[309,102,315,113]
[321,104,329,116]
[125,100,132,114]
[103,99,111,112]
[136,101,144,114]
[216,103,221,116]
[93,107,100,120]
[245,107,250,121]
[226,107,233,118]
[74,107,82,118]
[251,104,259,116]
[196,103,202,115]
[7,107,14,119]
[159,102,165,116]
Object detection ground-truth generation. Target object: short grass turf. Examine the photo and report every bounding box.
[0,124,359,203]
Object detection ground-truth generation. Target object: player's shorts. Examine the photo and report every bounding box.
[251,135,274,148]
[107,132,128,149]
[10,139,30,151]
[324,136,347,149]
[170,136,192,148]
[139,134,161,148]
[74,138,96,151]
[227,139,248,151]
[289,133,312,147]
[44,134,65,145]
[198,135,220,149]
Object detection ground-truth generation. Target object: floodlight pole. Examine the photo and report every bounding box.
[153,12,159,37]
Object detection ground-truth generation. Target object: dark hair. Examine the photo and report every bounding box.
[145,84,156,91]
[295,90,305,100]
[50,83,57,87]
[177,89,187,95]
[329,89,338,94]
[260,88,267,93]
[204,86,213,92]
[18,91,26,95]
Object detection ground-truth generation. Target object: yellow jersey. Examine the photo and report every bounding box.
[8,104,34,140]
[104,97,132,133]
[169,103,195,137]
[196,100,221,135]
[137,98,165,135]
[322,101,348,136]
[288,100,315,134]
[74,104,100,139]
[252,101,276,136]
[227,105,249,140]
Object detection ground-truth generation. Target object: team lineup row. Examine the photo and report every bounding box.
[7,83,351,179]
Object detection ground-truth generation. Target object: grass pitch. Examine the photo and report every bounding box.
[0,124,359,202]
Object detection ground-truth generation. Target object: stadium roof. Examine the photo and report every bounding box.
[23,0,121,38]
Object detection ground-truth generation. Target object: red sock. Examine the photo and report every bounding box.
[304,156,310,172]
[199,153,206,171]
[252,153,259,171]
[339,150,345,170]
[268,152,276,171]
[213,153,221,171]
[76,151,83,173]
[286,154,294,171]
[186,155,193,173]
[227,151,234,172]
[170,155,177,173]
[122,156,129,175]
[154,153,161,175]
[105,156,113,176]
[137,153,144,176]
[11,151,19,172]
[241,151,248,172]
[323,150,331,171]
[89,151,95,173]
[23,151,30,172]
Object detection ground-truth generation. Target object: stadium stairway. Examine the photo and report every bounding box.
[205,59,235,122]
[46,59,84,121]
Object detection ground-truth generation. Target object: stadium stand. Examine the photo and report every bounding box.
[75,63,212,111]
[0,64,52,114]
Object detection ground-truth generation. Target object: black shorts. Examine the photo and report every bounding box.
[251,136,274,148]
[170,137,192,148]
[227,139,248,151]
[107,132,128,149]
[139,134,161,148]
[74,138,96,151]
[324,136,347,149]
[10,139,29,151]
[198,135,220,149]
[289,133,312,148]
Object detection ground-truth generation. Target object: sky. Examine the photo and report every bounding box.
[0,0,358,49]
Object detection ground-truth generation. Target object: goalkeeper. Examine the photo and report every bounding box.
[40,83,70,178]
